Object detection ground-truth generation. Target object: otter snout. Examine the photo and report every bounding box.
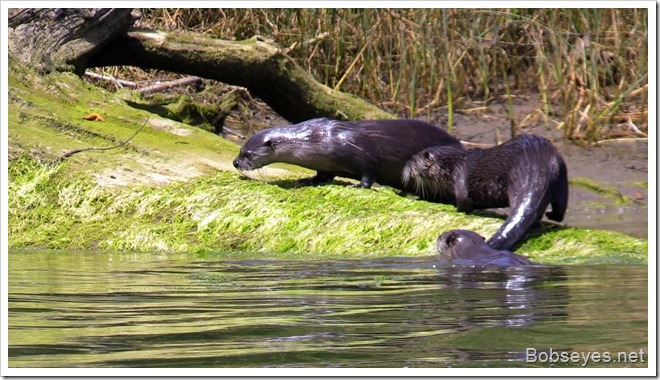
[233,156,250,171]
[436,231,453,257]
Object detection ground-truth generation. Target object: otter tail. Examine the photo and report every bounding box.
[486,136,566,251]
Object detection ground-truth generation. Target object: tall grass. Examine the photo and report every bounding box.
[139,8,648,141]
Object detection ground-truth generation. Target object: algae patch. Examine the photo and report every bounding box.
[8,156,648,264]
[569,177,639,205]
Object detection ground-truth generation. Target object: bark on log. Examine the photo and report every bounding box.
[87,29,393,122]
[8,8,139,74]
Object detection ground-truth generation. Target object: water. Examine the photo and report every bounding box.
[566,203,648,239]
[8,251,648,368]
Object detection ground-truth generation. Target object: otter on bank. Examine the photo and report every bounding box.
[403,134,568,251]
[437,229,533,267]
[233,118,462,192]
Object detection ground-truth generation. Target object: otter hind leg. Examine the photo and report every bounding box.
[546,159,569,222]
[546,189,568,222]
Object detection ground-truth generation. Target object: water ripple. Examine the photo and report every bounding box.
[8,252,648,368]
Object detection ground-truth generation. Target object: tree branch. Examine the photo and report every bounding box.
[51,118,149,165]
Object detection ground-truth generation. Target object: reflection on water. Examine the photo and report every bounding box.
[8,251,648,368]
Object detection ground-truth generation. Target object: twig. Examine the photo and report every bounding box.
[627,83,648,99]
[593,137,648,144]
[84,70,137,88]
[621,117,647,137]
[136,76,202,94]
[284,32,330,54]
[51,118,150,166]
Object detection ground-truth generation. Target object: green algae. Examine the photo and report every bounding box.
[8,155,648,264]
[569,177,636,205]
[6,60,648,264]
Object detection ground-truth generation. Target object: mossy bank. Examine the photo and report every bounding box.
[7,60,648,264]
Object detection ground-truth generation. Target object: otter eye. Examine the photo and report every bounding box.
[264,140,274,148]
[424,151,431,160]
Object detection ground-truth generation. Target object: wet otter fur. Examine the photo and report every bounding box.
[404,134,568,250]
[233,118,462,191]
[437,229,533,267]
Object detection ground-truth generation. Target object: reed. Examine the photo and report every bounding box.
[140,8,648,141]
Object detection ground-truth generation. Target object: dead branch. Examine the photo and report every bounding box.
[136,76,202,94]
[84,70,137,88]
[51,118,149,165]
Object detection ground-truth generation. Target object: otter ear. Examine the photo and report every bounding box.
[423,151,431,160]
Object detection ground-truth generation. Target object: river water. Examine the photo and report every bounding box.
[7,251,648,369]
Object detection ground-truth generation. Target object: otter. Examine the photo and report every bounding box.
[233,118,462,191]
[437,229,533,267]
[403,134,568,251]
